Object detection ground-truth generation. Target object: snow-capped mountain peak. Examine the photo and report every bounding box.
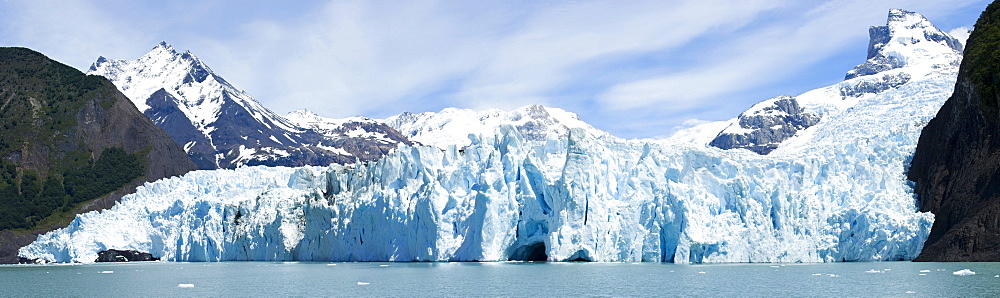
[847,9,962,80]
[89,42,231,123]
[88,42,419,170]
[87,43,329,168]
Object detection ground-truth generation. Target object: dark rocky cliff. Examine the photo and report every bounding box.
[909,2,1000,261]
[0,48,196,263]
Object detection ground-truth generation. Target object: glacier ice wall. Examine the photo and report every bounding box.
[21,71,947,262]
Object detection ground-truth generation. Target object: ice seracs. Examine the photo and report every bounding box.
[18,10,962,263]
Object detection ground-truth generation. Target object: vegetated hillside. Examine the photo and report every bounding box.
[909,1,1000,261]
[0,47,196,263]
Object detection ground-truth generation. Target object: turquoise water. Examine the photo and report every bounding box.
[2,261,999,296]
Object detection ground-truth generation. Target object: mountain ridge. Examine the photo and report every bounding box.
[88,43,412,169]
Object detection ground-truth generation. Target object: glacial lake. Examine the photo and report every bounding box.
[3,261,1000,296]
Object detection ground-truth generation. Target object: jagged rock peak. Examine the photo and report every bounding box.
[153,41,175,52]
[846,9,963,80]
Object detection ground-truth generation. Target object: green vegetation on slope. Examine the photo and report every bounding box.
[0,48,144,230]
[0,147,144,230]
[962,1,1000,113]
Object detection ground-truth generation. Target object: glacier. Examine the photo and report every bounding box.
[19,9,960,263]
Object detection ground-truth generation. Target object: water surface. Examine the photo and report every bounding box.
[3,261,999,296]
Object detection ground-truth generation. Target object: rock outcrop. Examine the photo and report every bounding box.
[709,96,820,155]
[909,1,1000,261]
[95,249,159,262]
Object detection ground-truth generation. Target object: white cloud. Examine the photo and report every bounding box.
[948,26,972,46]
[216,0,788,118]
[452,0,785,109]
[0,0,152,70]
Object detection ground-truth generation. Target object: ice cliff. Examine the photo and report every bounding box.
[19,9,961,263]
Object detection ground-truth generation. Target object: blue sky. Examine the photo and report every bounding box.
[0,0,990,138]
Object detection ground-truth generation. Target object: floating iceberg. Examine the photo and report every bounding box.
[953,269,976,276]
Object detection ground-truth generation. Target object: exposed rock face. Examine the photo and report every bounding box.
[0,47,196,263]
[909,2,1000,262]
[709,96,820,155]
[95,249,159,262]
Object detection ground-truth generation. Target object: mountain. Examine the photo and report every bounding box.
[20,9,962,263]
[708,9,962,154]
[284,109,411,162]
[0,47,195,263]
[909,2,1000,262]
[88,43,411,169]
[384,104,609,149]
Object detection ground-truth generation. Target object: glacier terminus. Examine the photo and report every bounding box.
[19,9,964,264]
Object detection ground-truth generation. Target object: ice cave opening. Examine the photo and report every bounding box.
[507,242,549,261]
[564,250,592,262]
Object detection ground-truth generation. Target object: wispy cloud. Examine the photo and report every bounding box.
[597,0,983,114]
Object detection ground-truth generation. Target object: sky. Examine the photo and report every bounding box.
[0,0,991,139]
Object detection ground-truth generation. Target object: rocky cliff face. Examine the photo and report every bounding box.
[0,47,196,263]
[909,2,1000,262]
